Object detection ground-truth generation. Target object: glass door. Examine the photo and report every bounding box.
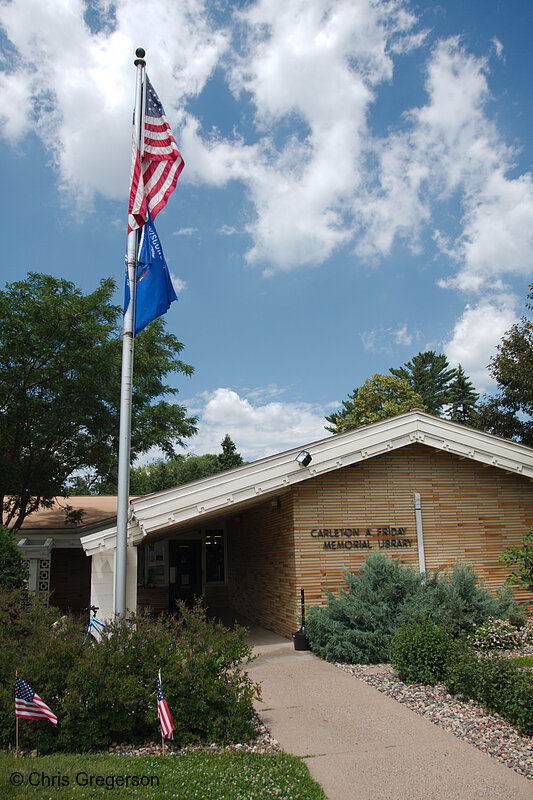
[168,540,202,610]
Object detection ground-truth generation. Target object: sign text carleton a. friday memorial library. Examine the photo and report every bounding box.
[309,526,414,550]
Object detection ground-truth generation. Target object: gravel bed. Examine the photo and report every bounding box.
[104,715,281,758]
[336,659,533,780]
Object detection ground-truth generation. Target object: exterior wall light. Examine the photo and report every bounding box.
[295,450,312,467]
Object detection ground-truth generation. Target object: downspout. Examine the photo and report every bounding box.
[414,492,426,579]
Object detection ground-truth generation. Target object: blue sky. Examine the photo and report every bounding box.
[1,0,533,461]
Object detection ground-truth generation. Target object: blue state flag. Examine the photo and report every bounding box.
[124,210,178,336]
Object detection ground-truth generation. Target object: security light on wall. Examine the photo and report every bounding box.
[295,450,312,467]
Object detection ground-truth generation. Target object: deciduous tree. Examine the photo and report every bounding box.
[0,273,196,530]
[327,374,426,433]
[473,284,533,444]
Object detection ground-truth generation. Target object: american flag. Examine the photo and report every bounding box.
[129,76,184,232]
[15,677,57,726]
[157,671,174,740]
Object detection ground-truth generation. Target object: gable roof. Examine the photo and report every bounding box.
[81,410,533,555]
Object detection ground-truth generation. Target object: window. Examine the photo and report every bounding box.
[146,540,167,587]
[205,530,225,583]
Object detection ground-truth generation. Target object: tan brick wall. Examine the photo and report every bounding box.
[227,494,297,637]
[135,444,533,635]
[292,444,533,612]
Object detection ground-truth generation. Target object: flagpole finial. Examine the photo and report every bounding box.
[135,47,146,66]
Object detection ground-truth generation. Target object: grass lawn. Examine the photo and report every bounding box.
[509,655,533,668]
[0,750,326,800]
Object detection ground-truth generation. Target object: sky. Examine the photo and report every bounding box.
[1,0,533,462]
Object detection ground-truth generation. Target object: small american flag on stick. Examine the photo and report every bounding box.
[157,670,174,740]
[129,75,184,232]
[15,677,57,726]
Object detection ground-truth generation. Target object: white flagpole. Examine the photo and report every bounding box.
[115,47,146,618]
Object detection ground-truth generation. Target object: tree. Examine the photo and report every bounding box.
[390,351,456,415]
[328,374,426,433]
[75,435,245,496]
[499,529,533,591]
[0,273,197,530]
[0,525,28,589]
[325,391,358,433]
[217,434,244,471]
[473,284,533,444]
[128,453,222,495]
[447,364,479,424]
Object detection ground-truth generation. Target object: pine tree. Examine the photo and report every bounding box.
[448,365,479,423]
[390,351,456,415]
[217,435,244,471]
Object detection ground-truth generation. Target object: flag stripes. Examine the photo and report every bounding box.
[157,671,175,740]
[15,677,57,726]
[128,76,184,232]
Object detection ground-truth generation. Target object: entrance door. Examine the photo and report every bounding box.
[168,540,202,610]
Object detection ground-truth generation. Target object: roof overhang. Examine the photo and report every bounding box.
[81,410,533,554]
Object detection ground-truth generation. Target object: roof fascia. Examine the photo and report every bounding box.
[131,411,533,537]
[82,411,533,552]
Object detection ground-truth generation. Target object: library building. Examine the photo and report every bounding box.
[72,410,533,636]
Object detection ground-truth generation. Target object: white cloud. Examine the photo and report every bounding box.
[173,227,197,236]
[0,0,229,210]
[170,274,187,293]
[491,37,504,60]
[228,0,420,271]
[185,387,330,461]
[447,171,533,292]
[443,295,518,391]
[358,37,533,294]
[360,323,418,353]
[218,225,237,236]
[1,0,532,295]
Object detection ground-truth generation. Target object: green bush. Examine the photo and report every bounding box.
[0,591,256,753]
[445,639,481,699]
[305,552,522,664]
[468,617,523,650]
[445,642,533,736]
[391,619,453,685]
[402,562,520,637]
[0,526,28,589]
[305,552,422,663]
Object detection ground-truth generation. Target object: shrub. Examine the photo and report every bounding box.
[0,593,256,753]
[402,562,520,637]
[305,551,423,663]
[519,617,533,646]
[445,641,533,736]
[468,617,523,651]
[391,619,453,685]
[0,526,28,590]
[305,552,522,664]
[445,640,481,700]
[499,529,533,590]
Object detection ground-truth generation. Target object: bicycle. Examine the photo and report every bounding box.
[83,605,111,644]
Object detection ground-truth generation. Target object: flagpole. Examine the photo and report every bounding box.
[15,670,19,757]
[115,48,146,619]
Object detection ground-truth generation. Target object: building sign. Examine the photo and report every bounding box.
[309,526,414,550]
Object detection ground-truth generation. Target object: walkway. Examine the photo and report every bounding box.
[242,623,532,800]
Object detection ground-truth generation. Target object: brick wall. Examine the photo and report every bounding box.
[292,444,533,611]
[227,494,297,637]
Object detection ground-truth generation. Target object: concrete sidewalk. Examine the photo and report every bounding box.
[244,629,532,800]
